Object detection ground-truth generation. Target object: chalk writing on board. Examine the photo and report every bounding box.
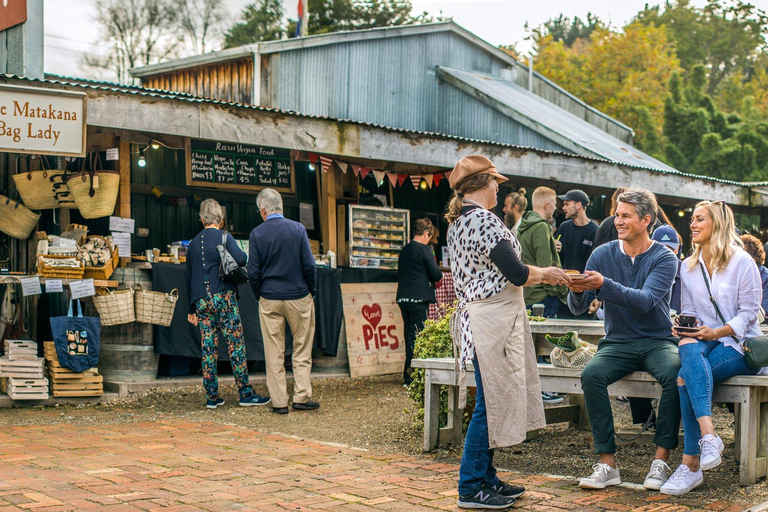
[189,139,292,190]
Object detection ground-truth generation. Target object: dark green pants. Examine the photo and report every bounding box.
[580,337,681,454]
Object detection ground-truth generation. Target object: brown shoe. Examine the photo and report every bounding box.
[292,401,320,411]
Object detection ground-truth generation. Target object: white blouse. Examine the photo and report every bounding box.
[680,247,762,353]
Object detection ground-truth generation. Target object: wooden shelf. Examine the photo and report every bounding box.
[0,275,118,288]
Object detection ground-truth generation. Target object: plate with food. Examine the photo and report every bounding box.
[565,270,588,279]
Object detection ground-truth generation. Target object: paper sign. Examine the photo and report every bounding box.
[442,246,450,267]
[106,148,119,161]
[20,277,42,296]
[109,216,135,233]
[70,279,95,299]
[44,280,64,293]
[299,202,315,231]
[111,231,131,258]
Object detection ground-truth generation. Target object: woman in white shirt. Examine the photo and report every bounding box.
[661,201,762,495]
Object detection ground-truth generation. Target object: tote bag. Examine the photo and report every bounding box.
[50,300,100,373]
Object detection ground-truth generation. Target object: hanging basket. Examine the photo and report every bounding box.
[0,193,41,240]
[92,287,136,326]
[134,284,178,327]
[12,156,65,210]
[66,151,120,219]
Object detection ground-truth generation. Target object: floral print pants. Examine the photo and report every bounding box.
[195,290,254,401]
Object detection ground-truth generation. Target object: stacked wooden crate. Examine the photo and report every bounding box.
[0,340,48,400]
[44,342,103,397]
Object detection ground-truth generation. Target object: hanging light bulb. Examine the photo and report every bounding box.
[138,155,147,167]
[419,180,427,190]
[678,210,685,217]
[151,142,160,150]
[308,163,316,171]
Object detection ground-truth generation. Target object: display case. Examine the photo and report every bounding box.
[349,205,410,270]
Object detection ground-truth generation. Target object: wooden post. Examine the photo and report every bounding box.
[117,137,131,265]
[319,164,338,254]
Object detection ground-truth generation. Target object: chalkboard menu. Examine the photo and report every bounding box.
[186,139,295,193]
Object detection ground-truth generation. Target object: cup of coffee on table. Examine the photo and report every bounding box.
[678,315,697,328]
[531,304,545,317]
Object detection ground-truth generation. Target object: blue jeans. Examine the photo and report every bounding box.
[458,357,500,495]
[541,295,560,318]
[678,341,759,455]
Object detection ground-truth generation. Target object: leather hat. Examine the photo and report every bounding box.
[448,155,508,188]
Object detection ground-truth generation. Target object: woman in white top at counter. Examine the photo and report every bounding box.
[662,200,763,496]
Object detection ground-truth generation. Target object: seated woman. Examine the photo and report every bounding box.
[662,201,763,495]
[740,234,768,321]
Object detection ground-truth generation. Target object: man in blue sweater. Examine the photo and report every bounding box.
[248,188,318,415]
[567,188,680,492]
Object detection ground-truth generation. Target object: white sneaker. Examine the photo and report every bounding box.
[699,434,724,471]
[579,463,621,489]
[643,459,671,490]
[659,464,703,496]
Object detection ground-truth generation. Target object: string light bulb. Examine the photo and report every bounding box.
[419,180,427,190]
[138,155,147,167]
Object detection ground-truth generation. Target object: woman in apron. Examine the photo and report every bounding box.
[446,155,571,510]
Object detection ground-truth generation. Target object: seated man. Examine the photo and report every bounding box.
[568,188,680,491]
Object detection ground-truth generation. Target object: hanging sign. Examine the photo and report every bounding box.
[111,231,131,258]
[69,279,95,300]
[341,282,405,378]
[109,216,135,233]
[0,84,86,157]
[20,276,41,296]
[186,139,295,194]
[44,279,64,293]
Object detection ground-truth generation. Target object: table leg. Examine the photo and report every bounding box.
[423,370,440,452]
[448,385,462,447]
[738,388,758,485]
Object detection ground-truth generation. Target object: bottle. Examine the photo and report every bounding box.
[327,250,336,269]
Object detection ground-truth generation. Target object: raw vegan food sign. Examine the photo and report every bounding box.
[0,84,86,157]
[341,282,405,378]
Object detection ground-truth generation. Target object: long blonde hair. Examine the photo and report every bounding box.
[445,174,495,223]
[686,200,743,272]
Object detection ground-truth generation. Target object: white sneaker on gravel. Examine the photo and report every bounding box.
[699,434,724,471]
[660,464,703,495]
[643,459,671,490]
[579,463,621,489]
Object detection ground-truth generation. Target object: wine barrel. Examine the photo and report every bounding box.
[98,322,159,382]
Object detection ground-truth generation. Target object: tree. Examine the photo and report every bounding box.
[224,0,285,48]
[84,0,180,84]
[173,0,228,54]
[527,13,603,48]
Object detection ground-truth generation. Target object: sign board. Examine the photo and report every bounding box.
[0,0,27,31]
[109,216,135,233]
[20,276,41,296]
[69,279,95,299]
[0,84,86,157]
[44,279,63,293]
[111,231,131,258]
[341,282,405,378]
[186,139,295,194]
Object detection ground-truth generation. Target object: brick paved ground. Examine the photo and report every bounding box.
[0,419,757,511]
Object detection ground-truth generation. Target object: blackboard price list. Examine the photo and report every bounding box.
[276,161,291,184]
[189,139,293,191]
[214,154,235,183]
[236,158,256,186]
[190,151,214,181]
[256,158,277,186]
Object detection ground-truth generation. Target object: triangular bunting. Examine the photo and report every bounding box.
[443,171,452,184]
[319,155,332,173]
[308,152,319,164]
[360,167,371,180]
[410,175,422,189]
[373,170,386,185]
[423,174,433,188]
[351,164,361,177]
[337,161,348,174]
[433,173,442,186]
[386,172,398,187]
[397,174,407,187]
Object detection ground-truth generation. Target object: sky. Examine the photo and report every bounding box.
[43,0,744,80]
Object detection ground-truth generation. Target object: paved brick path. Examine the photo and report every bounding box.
[0,420,754,511]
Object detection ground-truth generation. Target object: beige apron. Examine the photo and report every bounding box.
[465,284,546,449]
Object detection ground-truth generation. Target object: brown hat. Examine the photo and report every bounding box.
[448,155,508,188]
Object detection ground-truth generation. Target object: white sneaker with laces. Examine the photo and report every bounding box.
[699,434,724,471]
[643,459,671,490]
[659,464,703,496]
[579,463,621,489]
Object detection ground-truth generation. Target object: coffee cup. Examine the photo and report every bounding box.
[678,315,697,328]
[531,304,545,317]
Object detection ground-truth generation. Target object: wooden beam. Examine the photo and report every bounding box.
[320,165,338,254]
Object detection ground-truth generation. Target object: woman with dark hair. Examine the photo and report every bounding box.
[740,233,768,320]
[446,155,570,509]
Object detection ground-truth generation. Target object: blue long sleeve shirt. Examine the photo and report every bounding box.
[186,228,247,313]
[568,240,677,340]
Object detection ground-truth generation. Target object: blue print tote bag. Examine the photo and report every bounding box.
[50,300,100,373]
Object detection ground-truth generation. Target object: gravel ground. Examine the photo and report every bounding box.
[1,374,765,507]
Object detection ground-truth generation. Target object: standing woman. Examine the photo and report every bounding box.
[186,199,270,409]
[662,201,762,495]
[446,155,570,510]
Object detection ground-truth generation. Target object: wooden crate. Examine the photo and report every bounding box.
[0,357,45,379]
[0,377,6,393]
[4,340,37,352]
[8,377,48,400]
[43,342,103,397]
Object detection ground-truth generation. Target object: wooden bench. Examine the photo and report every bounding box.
[412,357,768,485]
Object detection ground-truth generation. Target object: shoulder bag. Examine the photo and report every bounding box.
[217,233,249,285]
[49,299,100,373]
[699,262,768,368]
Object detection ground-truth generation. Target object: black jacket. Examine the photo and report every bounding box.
[396,241,443,303]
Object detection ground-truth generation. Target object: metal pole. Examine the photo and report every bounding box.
[300,0,309,37]
[528,55,533,92]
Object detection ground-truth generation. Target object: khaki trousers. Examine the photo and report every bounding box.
[259,295,315,408]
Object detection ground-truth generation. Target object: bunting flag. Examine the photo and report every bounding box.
[308,152,319,164]
[373,170,386,185]
[397,174,407,187]
[423,174,433,188]
[178,197,187,207]
[319,155,333,173]
[433,173,442,187]
[148,187,203,207]
[386,172,398,187]
[444,170,452,183]
[410,175,422,188]
[360,167,371,180]
[337,161,348,174]
[351,164,361,177]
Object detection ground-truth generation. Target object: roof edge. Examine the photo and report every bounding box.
[129,44,260,78]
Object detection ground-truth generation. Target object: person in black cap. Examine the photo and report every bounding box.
[557,189,599,319]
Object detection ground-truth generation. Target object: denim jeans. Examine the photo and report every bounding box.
[678,341,759,455]
[541,295,561,318]
[458,357,500,495]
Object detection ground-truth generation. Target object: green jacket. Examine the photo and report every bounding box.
[517,211,568,306]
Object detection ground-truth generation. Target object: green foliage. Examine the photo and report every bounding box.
[529,13,604,48]
[224,0,285,47]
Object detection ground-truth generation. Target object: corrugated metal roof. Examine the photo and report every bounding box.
[437,66,676,173]
[0,73,747,187]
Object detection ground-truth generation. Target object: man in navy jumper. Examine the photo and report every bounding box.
[567,188,680,492]
[248,188,318,415]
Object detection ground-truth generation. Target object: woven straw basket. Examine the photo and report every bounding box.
[135,285,179,327]
[13,169,65,210]
[92,287,136,326]
[0,193,41,239]
[37,254,86,279]
[66,170,120,219]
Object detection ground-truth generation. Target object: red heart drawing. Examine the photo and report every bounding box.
[362,303,383,328]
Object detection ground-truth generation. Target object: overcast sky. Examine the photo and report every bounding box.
[44,0,729,79]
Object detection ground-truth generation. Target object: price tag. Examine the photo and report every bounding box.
[70,279,96,299]
[44,279,64,293]
[20,277,42,296]
[109,216,135,233]
[111,231,131,258]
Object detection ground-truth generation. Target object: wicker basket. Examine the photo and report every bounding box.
[81,236,118,280]
[0,194,41,240]
[92,287,135,326]
[52,173,76,208]
[66,170,120,219]
[135,285,179,327]
[37,254,85,279]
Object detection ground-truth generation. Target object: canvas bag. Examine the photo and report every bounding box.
[50,299,100,373]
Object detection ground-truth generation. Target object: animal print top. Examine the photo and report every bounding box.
[448,206,521,368]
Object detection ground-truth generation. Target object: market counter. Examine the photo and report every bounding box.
[151,263,343,361]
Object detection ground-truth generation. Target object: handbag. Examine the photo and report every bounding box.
[699,262,768,369]
[217,233,249,285]
[49,299,100,373]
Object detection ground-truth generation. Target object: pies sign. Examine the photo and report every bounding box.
[341,283,404,378]
[0,0,26,32]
